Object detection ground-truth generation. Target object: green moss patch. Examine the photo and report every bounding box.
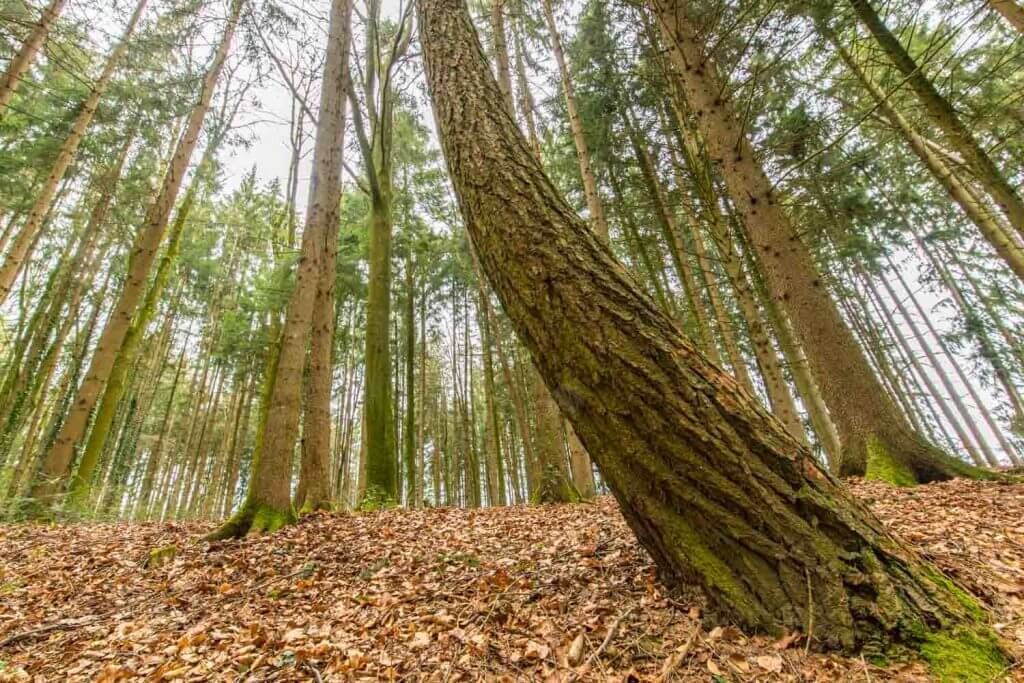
[920,627,1007,682]
[865,437,916,487]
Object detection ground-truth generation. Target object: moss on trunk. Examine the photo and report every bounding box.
[205,500,296,540]
[415,0,1013,671]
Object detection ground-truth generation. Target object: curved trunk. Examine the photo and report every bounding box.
[416,0,1008,668]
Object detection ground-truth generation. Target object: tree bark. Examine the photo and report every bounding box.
[0,0,148,304]
[28,0,242,511]
[209,0,350,537]
[416,0,1010,667]
[990,0,1024,33]
[650,0,991,484]
[0,0,68,116]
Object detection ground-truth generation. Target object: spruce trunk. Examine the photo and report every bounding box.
[416,0,1010,670]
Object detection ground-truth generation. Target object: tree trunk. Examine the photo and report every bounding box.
[650,0,990,484]
[990,0,1024,32]
[401,254,417,506]
[415,0,1010,669]
[848,0,1024,237]
[67,165,199,508]
[828,30,1024,283]
[0,0,68,116]
[541,0,608,239]
[27,0,242,512]
[0,0,148,304]
[209,0,350,537]
[134,333,188,519]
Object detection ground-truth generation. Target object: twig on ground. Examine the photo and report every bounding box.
[0,616,99,648]
[569,606,636,681]
[655,622,701,682]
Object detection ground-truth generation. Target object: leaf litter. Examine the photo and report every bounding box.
[1,478,1023,681]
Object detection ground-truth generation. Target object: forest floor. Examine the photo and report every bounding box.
[1,479,1024,682]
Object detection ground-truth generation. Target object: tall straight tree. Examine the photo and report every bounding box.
[0,0,149,305]
[28,0,243,509]
[648,0,994,483]
[415,0,1010,672]
[0,0,68,116]
[209,0,352,537]
[350,0,414,505]
[294,14,353,512]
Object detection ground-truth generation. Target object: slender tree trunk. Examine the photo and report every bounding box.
[488,0,514,115]
[884,254,1015,464]
[134,333,188,519]
[0,0,148,304]
[0,0,68,116]
[401,253,417,506]
[417,0,1009,667]
[415,291,427,507]
[828,31,1024,283]
[541,0,608,239]
[208,0,349,538]
[848,0,1024,236]
[28,0,243,510]
[627,117,718,360]
[67,167,199,507]
[651,0,990,483]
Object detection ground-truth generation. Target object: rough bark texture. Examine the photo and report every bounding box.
[416,0,1009,670]
[28,0,241,510]
[849,0,1024,238]
[296,0,351,514]
[0,0,148,305]
[211,0,350,536]
[650,0,990,484]
[0,0,68,115]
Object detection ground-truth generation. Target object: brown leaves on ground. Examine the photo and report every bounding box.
[1,478,1023,681]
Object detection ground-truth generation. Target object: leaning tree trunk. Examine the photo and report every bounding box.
[0,0,148,305]
[208,0,350,538]
[848,0,1024,238]
[990,0,1024,32]
[27,0,243,511]
[649,0,992,484]
[415,0,1009,671]
[826,28,1024,284]
[0,0,68,116]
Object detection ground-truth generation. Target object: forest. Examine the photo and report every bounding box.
[1,0,1024,679]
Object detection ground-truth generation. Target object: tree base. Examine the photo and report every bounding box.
[851,429,1003,486]
[919,626,1008,682]
[531,464,581,504]
[356,485,397,511]
[204,501,295,541]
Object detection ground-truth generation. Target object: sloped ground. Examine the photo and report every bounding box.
[1,479,1023,681]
